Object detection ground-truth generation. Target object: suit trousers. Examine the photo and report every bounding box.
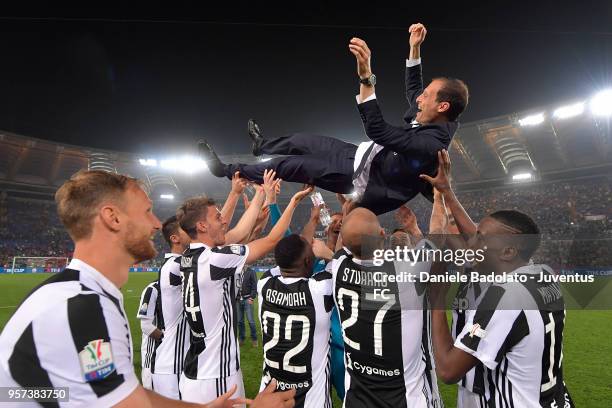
[225,133,357,194]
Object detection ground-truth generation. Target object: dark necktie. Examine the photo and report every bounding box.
[352,142,376,181]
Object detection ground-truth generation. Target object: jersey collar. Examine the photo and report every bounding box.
[189,242,209,250]
[67,258,123,300]
[165,252,182,258]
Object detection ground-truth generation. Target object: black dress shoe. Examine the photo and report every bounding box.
[248,118,264,156]
[198,140,227,177]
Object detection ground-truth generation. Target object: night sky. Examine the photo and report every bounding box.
[0,3,610,157]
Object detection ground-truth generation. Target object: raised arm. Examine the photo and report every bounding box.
[246,185,314,263]
[225,170,276,243]
[348,37,375,104]
[405,23,426,105]
[420,150,477,236]
[300,203,321,244]
[429,188,448,235]
[395,205,423,244]
[221,171,247,226]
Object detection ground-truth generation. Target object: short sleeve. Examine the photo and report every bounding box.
[136,285,158,319]
[454,286,529,370]
[65,294,139,406]
[209,245,250,280]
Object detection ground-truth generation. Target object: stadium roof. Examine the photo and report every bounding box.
[1,95,611,202]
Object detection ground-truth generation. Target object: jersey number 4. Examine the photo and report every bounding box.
[183,272,204,336]
[262,311,309,374]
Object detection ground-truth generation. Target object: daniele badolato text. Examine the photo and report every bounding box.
[369,247,594,284]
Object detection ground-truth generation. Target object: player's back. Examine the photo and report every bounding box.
[331,248,434,408]
[154,254,190,376]
[258,269,334,408]
[455,264,573,408]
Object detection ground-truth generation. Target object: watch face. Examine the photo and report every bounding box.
[369,74,377,86]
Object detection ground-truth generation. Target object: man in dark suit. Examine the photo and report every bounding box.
[202,23,468,215]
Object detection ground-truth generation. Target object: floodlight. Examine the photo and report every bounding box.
[590,89,612,117]
[512,172,532,181]
[518,113,545,127]
[553,102,584,119]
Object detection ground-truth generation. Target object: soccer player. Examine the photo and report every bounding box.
[422,150,575,407]
[137,280,163,390]
[0,170,293,408]
[330,207,439,407]
[258,234,334,408]
[150,216,191,398]
[176,170,313,403]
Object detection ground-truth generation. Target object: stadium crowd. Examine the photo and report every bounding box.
[1,176,610,270]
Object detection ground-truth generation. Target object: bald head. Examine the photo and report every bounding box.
[340,208,384,259]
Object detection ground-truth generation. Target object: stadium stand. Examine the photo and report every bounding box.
[1,98,611,273]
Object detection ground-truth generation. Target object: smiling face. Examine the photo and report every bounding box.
[415,79,450,124]
[121,186,162,263]
[201,205,228,247]
[328,213,343,235]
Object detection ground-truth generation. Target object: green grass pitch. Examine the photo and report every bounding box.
[1,273,611,407]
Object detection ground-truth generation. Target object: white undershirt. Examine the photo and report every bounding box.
[352,58,421,201]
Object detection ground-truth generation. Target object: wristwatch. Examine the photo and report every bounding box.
[359,74,376,87]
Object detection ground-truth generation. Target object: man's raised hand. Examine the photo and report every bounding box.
[348,37,372,79]
[409,23,427,48]
[419,149,452,192]
[291,185,315,204]
[231,171,248,195]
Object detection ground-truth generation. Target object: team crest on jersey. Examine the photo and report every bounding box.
[230,244,245,255]
[181,256,193,268]
[79,339,115,381]
[468,323,487,339]
[138,302,148,316]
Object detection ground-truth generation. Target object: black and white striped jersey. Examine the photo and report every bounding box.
[455,264,574,408]
[0,259,139,407]
[136,280,161,372]
[153,253,190,376]
[257,267,333,408]
[179,242,249,382]
[330,244,436,408]
[451,279,489,398]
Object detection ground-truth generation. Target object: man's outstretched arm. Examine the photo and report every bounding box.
[349,36,447,154]
[420,150,477,236]
[221,171,247,227]
[225,170,276,243]
[405,23,426,107]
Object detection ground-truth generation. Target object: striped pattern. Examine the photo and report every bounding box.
[0,260,139,407]
[179,242,249,383]
[454,264,573,408]
[137,281,160,371]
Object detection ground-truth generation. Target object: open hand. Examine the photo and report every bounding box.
[250,380,296,408]
[231,171,248,194]
[203,384,251,408]
[291,185,314,204]
[419,150,452,192]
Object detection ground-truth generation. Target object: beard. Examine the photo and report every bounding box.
[124,222,157,263]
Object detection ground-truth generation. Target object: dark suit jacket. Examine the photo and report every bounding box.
[356,63,458,215]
